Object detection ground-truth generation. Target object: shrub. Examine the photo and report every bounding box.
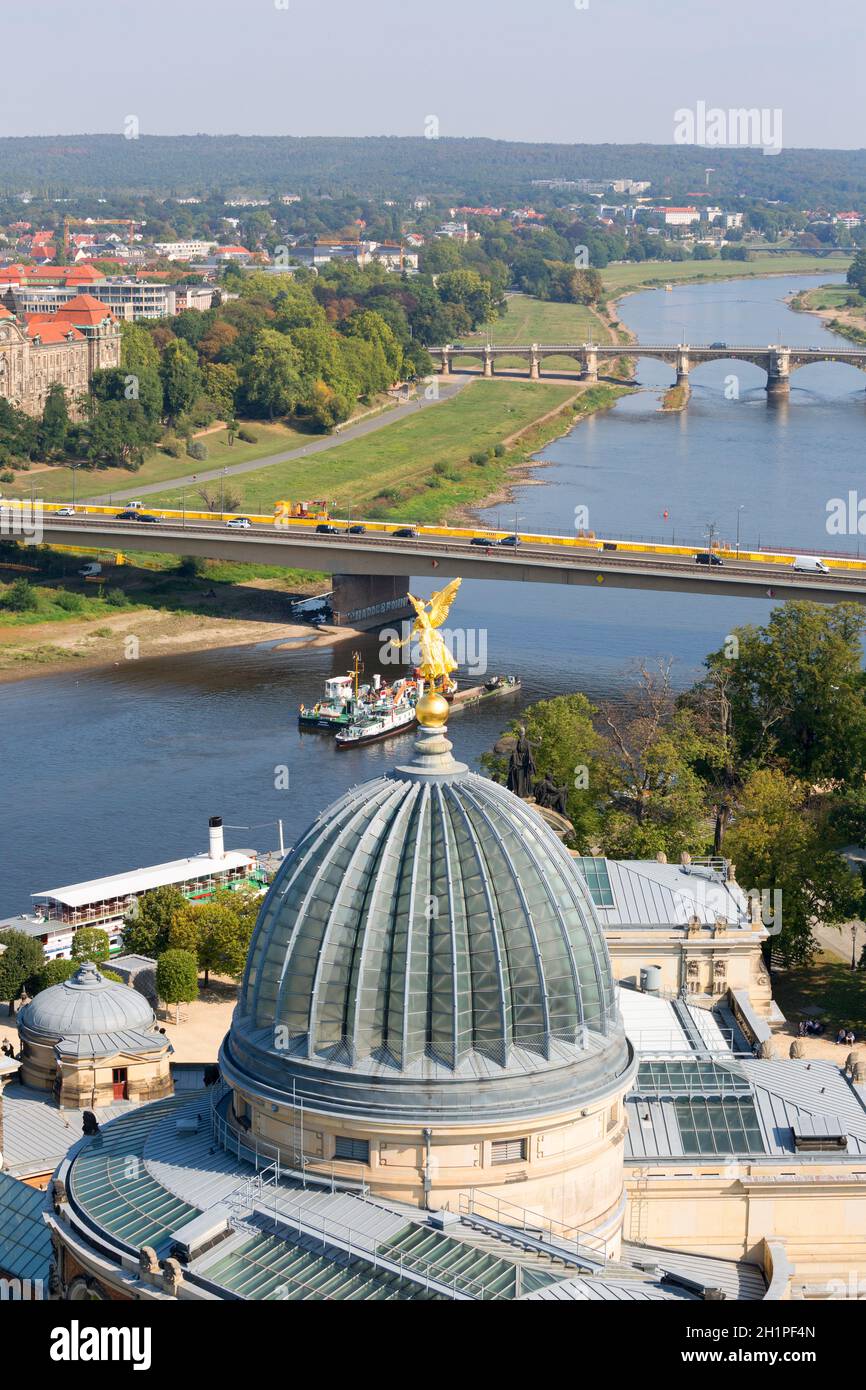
[237,428,258,443]
[104,587,129,607]
[2,578,39,612]
[0,470,15,484]
[161,440,183,458]
[53,590,85,613]
[187,441,209,461]
[493,443,506,458]
[470,451,489,466]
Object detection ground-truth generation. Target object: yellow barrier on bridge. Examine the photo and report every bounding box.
[34,500,866,573]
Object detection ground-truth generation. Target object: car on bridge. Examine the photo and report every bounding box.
[56,506,78,517]
[347,524,366,535]
[709,341,728,350]
[315,523,344,535]
[391,527,418,539]
[695,551,723,566]
[497,534,521,548]
[225,516,252,529]
[470,536,492,547]
[115,509,161,523]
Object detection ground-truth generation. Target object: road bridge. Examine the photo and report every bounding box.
[33,515,866,625]
[434,343,866,397]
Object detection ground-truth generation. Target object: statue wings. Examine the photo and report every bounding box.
[425,577,462,629]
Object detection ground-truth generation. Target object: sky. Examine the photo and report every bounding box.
[1,0,863,149]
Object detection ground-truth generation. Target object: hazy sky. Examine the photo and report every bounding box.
[2,0,863,148]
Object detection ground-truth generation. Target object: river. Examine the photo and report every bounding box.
[1,271,860,914]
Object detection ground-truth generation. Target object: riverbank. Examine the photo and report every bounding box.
[0,559,361,684]
[788,283,866,346]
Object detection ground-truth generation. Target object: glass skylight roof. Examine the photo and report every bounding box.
[575,857,615,908]
[674,1097,766,1156]
[635,1059,753,1096]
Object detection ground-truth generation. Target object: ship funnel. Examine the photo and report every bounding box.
[208,815,225,860]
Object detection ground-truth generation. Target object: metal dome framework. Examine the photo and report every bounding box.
[240,769,617,1075]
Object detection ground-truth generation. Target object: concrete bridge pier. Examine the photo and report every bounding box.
[529,348,541,381]
[766,348,791,399]
[331,574,415,630]
[482,349,495,378]
[438,350,452,375]
[674,348,691,401]
[581,346,599,382]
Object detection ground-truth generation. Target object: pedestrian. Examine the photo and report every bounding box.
[837,1027,847,1045]
[847,1030,856,1047]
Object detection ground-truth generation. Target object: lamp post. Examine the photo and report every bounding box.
[736,504,745,557]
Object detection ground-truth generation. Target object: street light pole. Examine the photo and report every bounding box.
[736,504,745,557]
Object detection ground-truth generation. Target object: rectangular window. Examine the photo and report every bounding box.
[491,1138,527,1165]
[334,1136,370,1164]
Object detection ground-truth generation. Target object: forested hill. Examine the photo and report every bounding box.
[2,135,866,204]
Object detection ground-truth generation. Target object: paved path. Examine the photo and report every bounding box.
[90,378,471,504]
[812,920,866,967]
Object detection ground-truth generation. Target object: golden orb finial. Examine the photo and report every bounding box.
[416,690,450,729]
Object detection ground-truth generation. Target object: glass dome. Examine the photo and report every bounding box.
[224,724,631,1125]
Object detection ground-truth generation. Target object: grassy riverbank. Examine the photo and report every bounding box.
[601,252,850,299]
[790,283,866,346]
[144,379,629,525]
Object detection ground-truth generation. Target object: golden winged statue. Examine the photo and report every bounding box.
[400,577,462,691]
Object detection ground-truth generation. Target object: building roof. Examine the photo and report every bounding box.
[228,721,628,1120]
[24,319,84,343]
[624,1053,866,1161]
[51,1089,768,1301]
[32,848,255,908]
[580,857,750,929]
[18,962,155,1041]
[0,1080,136,1178]
[0,1171,52,1285]
[54,293,114,325]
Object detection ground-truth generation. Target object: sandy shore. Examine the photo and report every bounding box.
[0,604,359,685]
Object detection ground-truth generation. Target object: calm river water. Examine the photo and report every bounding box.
[2,272,861,913]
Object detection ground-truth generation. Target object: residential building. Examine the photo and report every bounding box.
[152,240,217,261]
[0,294,120,418]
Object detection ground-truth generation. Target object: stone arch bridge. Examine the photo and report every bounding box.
[434,343,866,397]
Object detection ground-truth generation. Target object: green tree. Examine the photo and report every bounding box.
[202,362,239,420]
[159,339,202,423]
[725,769,858,964]
[343,309,403,381]
[27,957,77,995]
[241,329,302,419]
[122,886,189,958]
[156,949,199,1020]
[436,269,497,329]
[483,694,602,847]
[707,603,866,783]
[39,384,70,458]
[596,662,711,860]
[71,927,111,964]
[196,892,256,984]
[0,930,44,1014]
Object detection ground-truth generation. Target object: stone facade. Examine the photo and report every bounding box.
[0,298,121,419]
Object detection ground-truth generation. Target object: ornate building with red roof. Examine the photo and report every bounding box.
[0,294,121,418]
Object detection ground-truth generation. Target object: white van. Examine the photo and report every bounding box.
[78,562,102,578]
[792,555,830,574]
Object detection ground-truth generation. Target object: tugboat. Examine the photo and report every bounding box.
[298,652,375,730]
[335,680,418,749]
